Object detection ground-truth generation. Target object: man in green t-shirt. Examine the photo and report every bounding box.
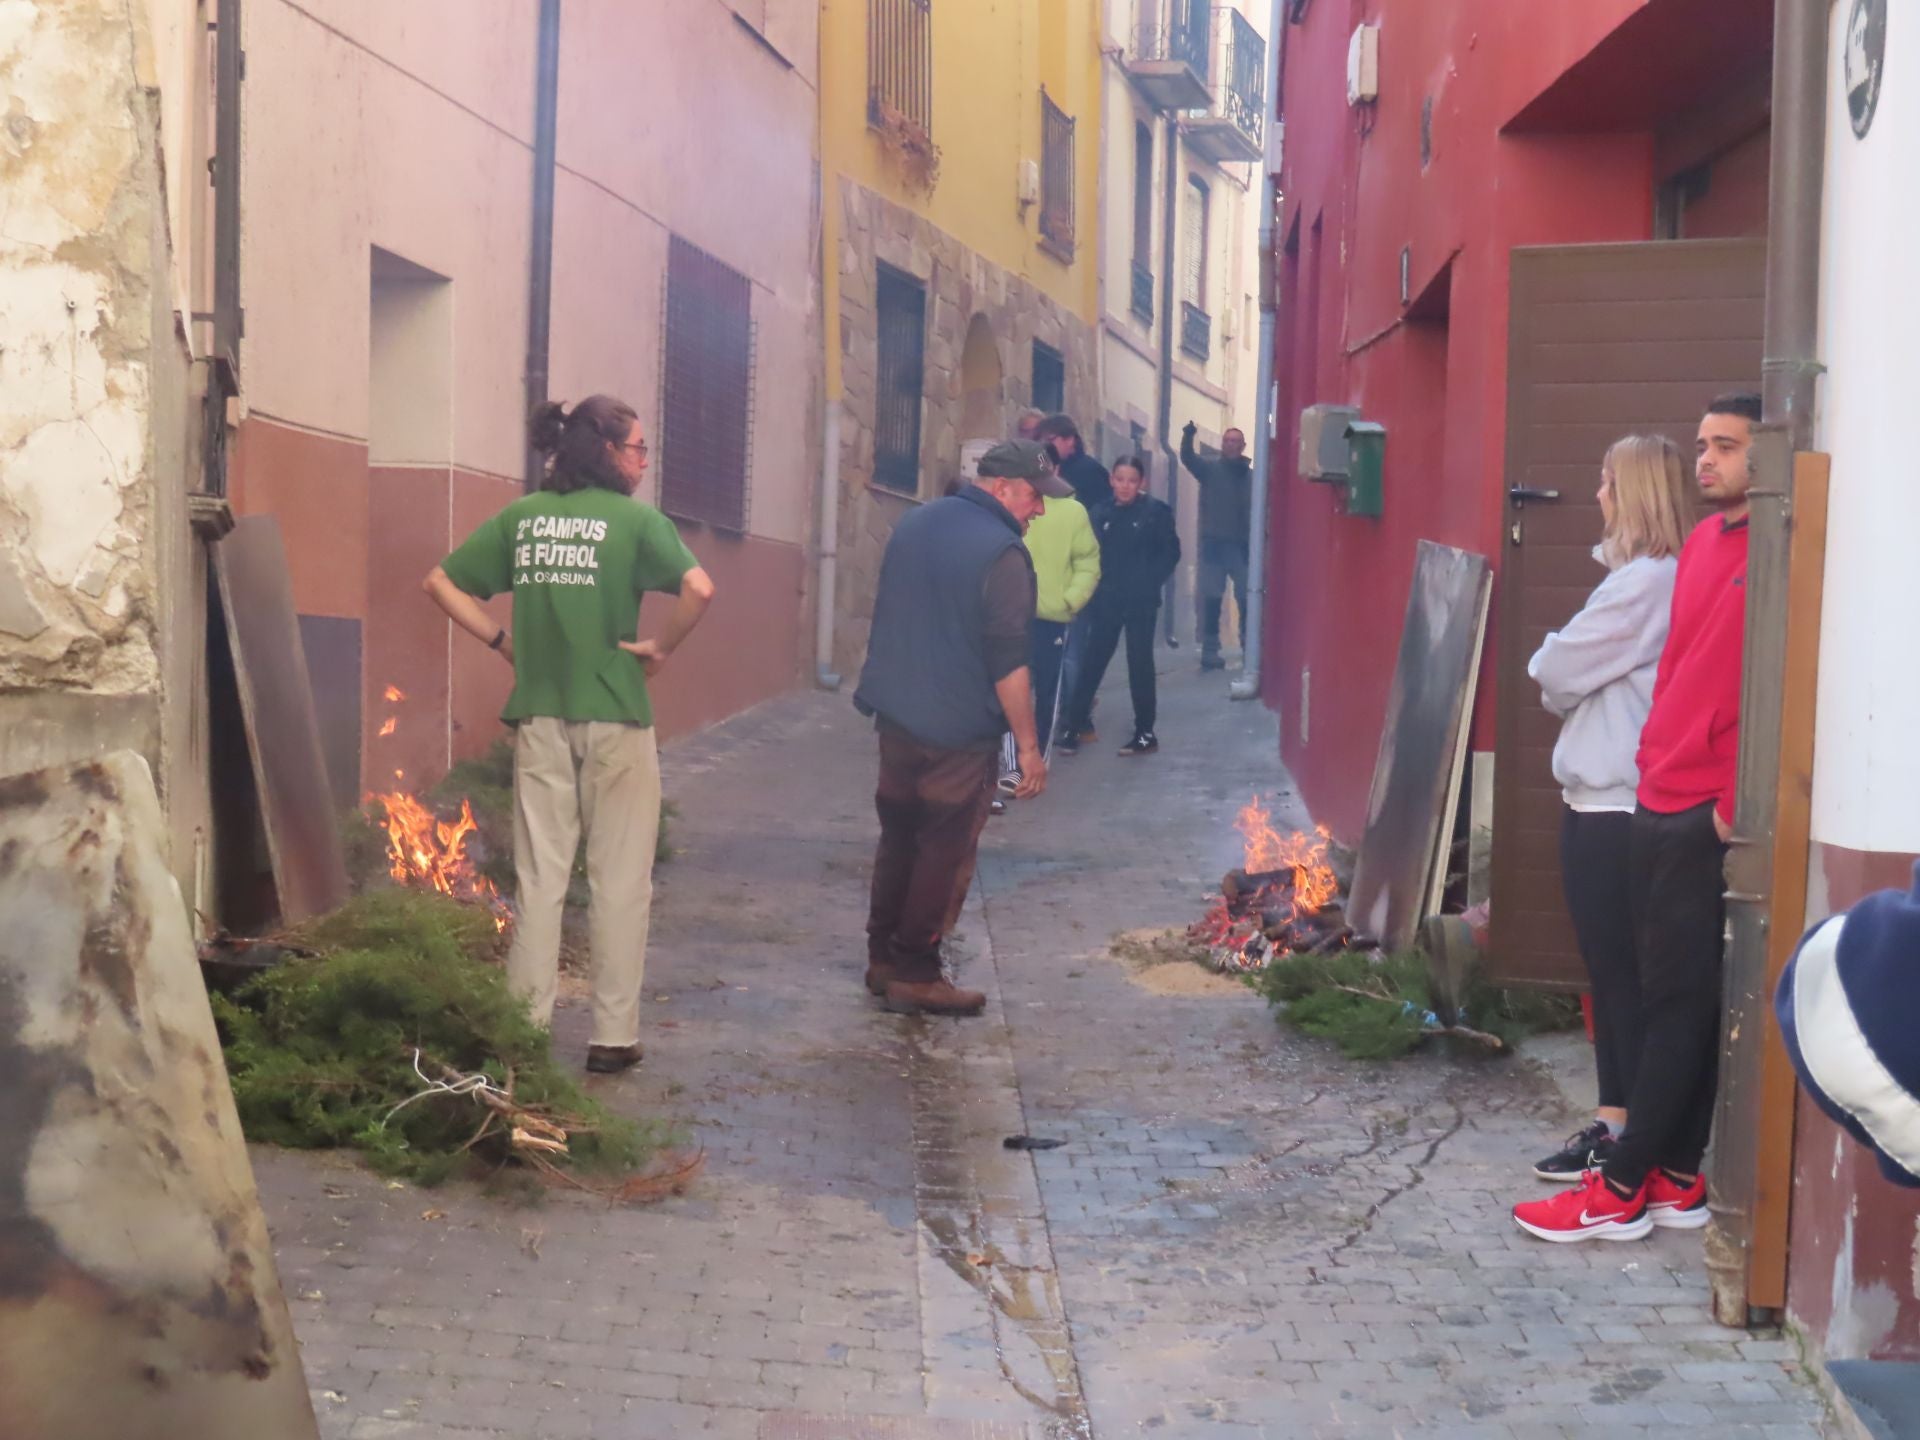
[424,395,714,1074]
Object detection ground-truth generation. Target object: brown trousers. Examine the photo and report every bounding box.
[867,724,997,982]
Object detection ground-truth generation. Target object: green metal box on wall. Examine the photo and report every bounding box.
[1345,420,1386,517]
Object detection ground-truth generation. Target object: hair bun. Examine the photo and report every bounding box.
[528,400,569,455]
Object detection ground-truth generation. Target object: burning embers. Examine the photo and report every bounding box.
[1188,796,1373,972]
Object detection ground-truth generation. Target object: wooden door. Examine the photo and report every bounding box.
[1489,240,1765,989]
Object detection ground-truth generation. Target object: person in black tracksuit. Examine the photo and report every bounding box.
[1056,456,1181,757]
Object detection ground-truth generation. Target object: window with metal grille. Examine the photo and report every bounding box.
[1180,176,1212,360]
[1182,175,1209,308]
[868,0,932,135]
[1131,121,1155,323]
[1040,89,1076,258]
[659,237,754,531]
[874,264,927,494]
[1031,341,1065,416]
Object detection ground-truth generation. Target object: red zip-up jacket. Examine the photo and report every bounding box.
[1635,513,1749,822]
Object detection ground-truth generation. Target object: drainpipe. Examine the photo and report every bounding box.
[1230,0,1284,702]
[522,0,562,491]
[816,399,843,689]
[1156,112,1183,645]
[1708,0,1828,1328]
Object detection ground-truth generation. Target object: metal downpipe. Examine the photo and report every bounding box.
[1231,0,1284,702]
[522,0,562,492]
[815,399,843,690]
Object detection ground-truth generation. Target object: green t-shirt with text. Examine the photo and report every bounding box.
[441,489,697,727]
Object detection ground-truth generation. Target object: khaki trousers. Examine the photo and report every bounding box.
[505,717,660,1048]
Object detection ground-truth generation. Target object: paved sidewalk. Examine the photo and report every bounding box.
[256,659,1827,1439]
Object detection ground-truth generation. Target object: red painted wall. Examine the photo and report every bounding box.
[1262,0,1757,841]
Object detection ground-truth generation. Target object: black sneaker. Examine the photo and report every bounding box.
[1054,733,1081,756]
[1117,732,1159,757]
[1199,653,1226,671]
[1532,1120,1615,1184]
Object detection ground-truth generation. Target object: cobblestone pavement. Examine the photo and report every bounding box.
[256,661,1828,1440]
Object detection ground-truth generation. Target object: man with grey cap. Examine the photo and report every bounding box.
[854,439,1072,1015]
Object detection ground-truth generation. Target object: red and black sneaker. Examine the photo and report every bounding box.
[1512,1170,1652,1243]
[1647,1169,1710,1230]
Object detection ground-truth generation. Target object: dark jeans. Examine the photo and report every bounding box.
[1197,537,1250,657]
[1059,612,1094,734]
[1560,808,1642,1112]
[1603,801,1728,1193]
[868,724,997,982]
[1064,604,1158,738]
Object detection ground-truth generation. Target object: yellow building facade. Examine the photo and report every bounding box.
[818,0,1104,677]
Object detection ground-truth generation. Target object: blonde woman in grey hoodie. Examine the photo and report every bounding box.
[1525,435,1693,1183]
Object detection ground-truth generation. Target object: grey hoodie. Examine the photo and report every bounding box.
[1527,550,1678,811]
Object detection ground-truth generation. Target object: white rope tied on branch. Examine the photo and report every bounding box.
[384,1047,509,1123]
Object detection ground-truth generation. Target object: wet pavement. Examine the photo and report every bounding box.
[255,658,1828,1439]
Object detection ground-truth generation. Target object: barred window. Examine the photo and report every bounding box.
[874,264,927,494]
[659,237,754,531]
[868,0,932,135]
[1040,89,1076,258]
[1032,341,1064,416]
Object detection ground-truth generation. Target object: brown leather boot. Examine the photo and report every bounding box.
[882,977,986,1016]
[863,960,898,996]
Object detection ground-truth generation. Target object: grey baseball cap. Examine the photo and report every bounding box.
[976,439,1074,498]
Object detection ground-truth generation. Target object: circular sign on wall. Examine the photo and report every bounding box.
[1846,0,1887,139]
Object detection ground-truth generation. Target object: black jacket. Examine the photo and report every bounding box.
[1181,430,1253,544]
[1087,496,1181,615]
[854,487,1032,752]
[1059,451,1112,511]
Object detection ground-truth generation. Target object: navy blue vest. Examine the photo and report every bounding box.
[854,487,1030,752]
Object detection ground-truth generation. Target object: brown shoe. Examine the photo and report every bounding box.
[882,978,986,1016]
[586,1043,644,1074]
[863,960,898,996]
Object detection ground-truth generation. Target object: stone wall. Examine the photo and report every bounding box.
[833,178,1098,677]
[0,1,209,899]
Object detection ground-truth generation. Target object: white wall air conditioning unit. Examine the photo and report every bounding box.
[1347,24,1379,106]
[1017,158,1040,206]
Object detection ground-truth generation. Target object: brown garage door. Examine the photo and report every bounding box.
[1489,240,1765,990]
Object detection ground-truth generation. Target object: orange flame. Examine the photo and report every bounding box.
[1235,796,1338,917]
[384,685,406,703]
[366,788,511,933]
[377,717,397,737]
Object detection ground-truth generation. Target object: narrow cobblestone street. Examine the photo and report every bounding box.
[256,662,1828,1440]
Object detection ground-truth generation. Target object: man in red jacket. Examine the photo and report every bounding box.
[1516,392,1761,1243]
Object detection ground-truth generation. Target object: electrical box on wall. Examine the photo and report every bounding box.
[1299,403,1360,480]
[1347,24,1380,106]
[1345,420,1386,517]
[1017,159,1040,206]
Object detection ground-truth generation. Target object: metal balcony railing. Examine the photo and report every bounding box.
[1222,9,1266,147]
[1180,300,1211,361]
[1130,263,1155,324]
[1127,0,1212,112]
[1184,9,1266,165]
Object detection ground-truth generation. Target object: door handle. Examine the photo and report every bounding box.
[1508,487,1561,503]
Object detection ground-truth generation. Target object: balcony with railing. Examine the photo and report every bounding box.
[1125,0,1211,113]
[867,0,932,136]
[1130,263,1155,325]
[1180,300,1211,361]
[1184,9,1266,165]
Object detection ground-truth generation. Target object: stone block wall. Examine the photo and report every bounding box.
[832,179,1097,677]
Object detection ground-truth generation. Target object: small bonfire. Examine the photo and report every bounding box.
[1188,796,1377,972]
